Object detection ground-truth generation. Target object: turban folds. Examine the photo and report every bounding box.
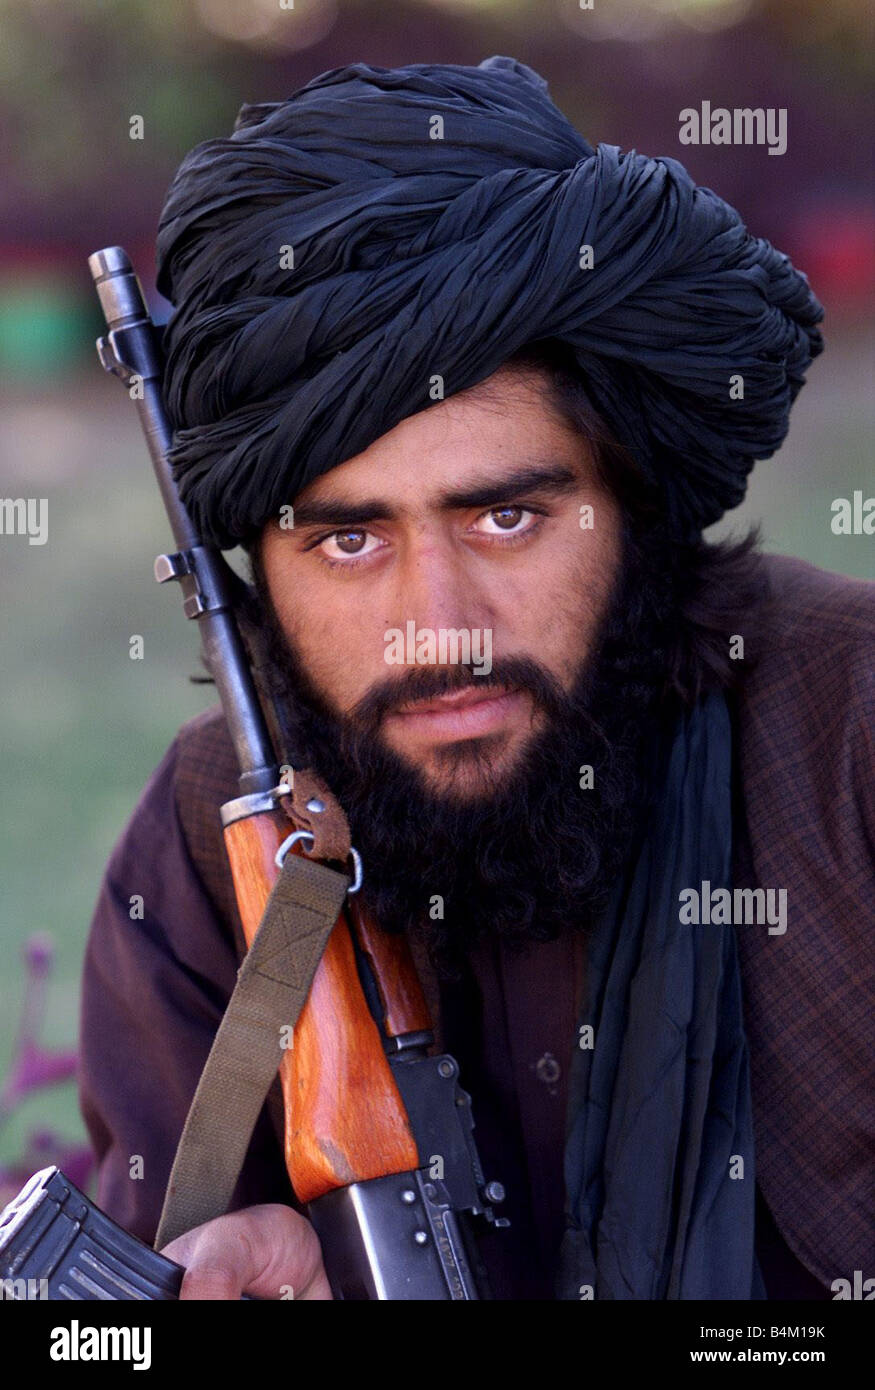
[155,55,824,550]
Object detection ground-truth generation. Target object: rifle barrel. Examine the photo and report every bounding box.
[88,246,278,796]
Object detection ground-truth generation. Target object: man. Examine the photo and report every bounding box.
[79,58,873,1300]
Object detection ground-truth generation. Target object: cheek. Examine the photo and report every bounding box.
[275,579,388,714]
[291,614,359,710]
[262,533,375,712]
[495,505,621,673]
[572,504,623,628]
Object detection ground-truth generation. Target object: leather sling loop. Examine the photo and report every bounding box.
[154,850,350,1251]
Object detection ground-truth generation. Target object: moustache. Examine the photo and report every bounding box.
[347,654,571,733]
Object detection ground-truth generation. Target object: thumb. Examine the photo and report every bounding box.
[160,1204,332,1301]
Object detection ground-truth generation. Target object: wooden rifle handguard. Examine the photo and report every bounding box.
[224,807,429,1203]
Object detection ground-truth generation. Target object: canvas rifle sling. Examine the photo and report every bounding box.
[154,851,349,1250]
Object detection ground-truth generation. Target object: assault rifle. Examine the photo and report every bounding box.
[0,247,506,1300]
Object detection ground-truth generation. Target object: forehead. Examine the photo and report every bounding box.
[292,365,596,512]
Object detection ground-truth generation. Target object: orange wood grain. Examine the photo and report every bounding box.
[223,810,419,1203]
[347,897,432,1037]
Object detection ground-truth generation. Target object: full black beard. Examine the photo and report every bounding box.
[250,524,677,977]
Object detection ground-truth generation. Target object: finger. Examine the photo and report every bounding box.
[232,1205,333,1301]
[160,1205,332,1301]
[162,1216,256,1301]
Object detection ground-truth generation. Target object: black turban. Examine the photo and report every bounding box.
[155,55,824,550]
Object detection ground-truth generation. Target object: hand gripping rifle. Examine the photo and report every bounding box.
[0,248,506,1301]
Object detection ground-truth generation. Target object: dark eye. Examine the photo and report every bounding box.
[336,530,366,553]
[492,507,523,529]
[319,529,382,561]
[473,506,535,536]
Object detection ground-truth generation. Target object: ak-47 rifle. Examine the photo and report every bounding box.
[0,248,506,1301]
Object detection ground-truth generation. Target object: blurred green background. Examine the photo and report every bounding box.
[0,0,872,1183]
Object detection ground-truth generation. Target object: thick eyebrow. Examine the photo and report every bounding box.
[437,462,579,511]
[291,463,580,529]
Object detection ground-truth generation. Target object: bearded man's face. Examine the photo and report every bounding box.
[258,363,623,802]
[248,363,666,968]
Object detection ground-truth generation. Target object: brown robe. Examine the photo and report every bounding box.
[78,554,874,1296]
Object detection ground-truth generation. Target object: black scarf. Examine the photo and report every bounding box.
[559,691,762,1299]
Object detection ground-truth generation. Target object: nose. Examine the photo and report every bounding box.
[391,530,488,639]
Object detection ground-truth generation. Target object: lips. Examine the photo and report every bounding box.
[394,684,514,717]
[387,685,526,742]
